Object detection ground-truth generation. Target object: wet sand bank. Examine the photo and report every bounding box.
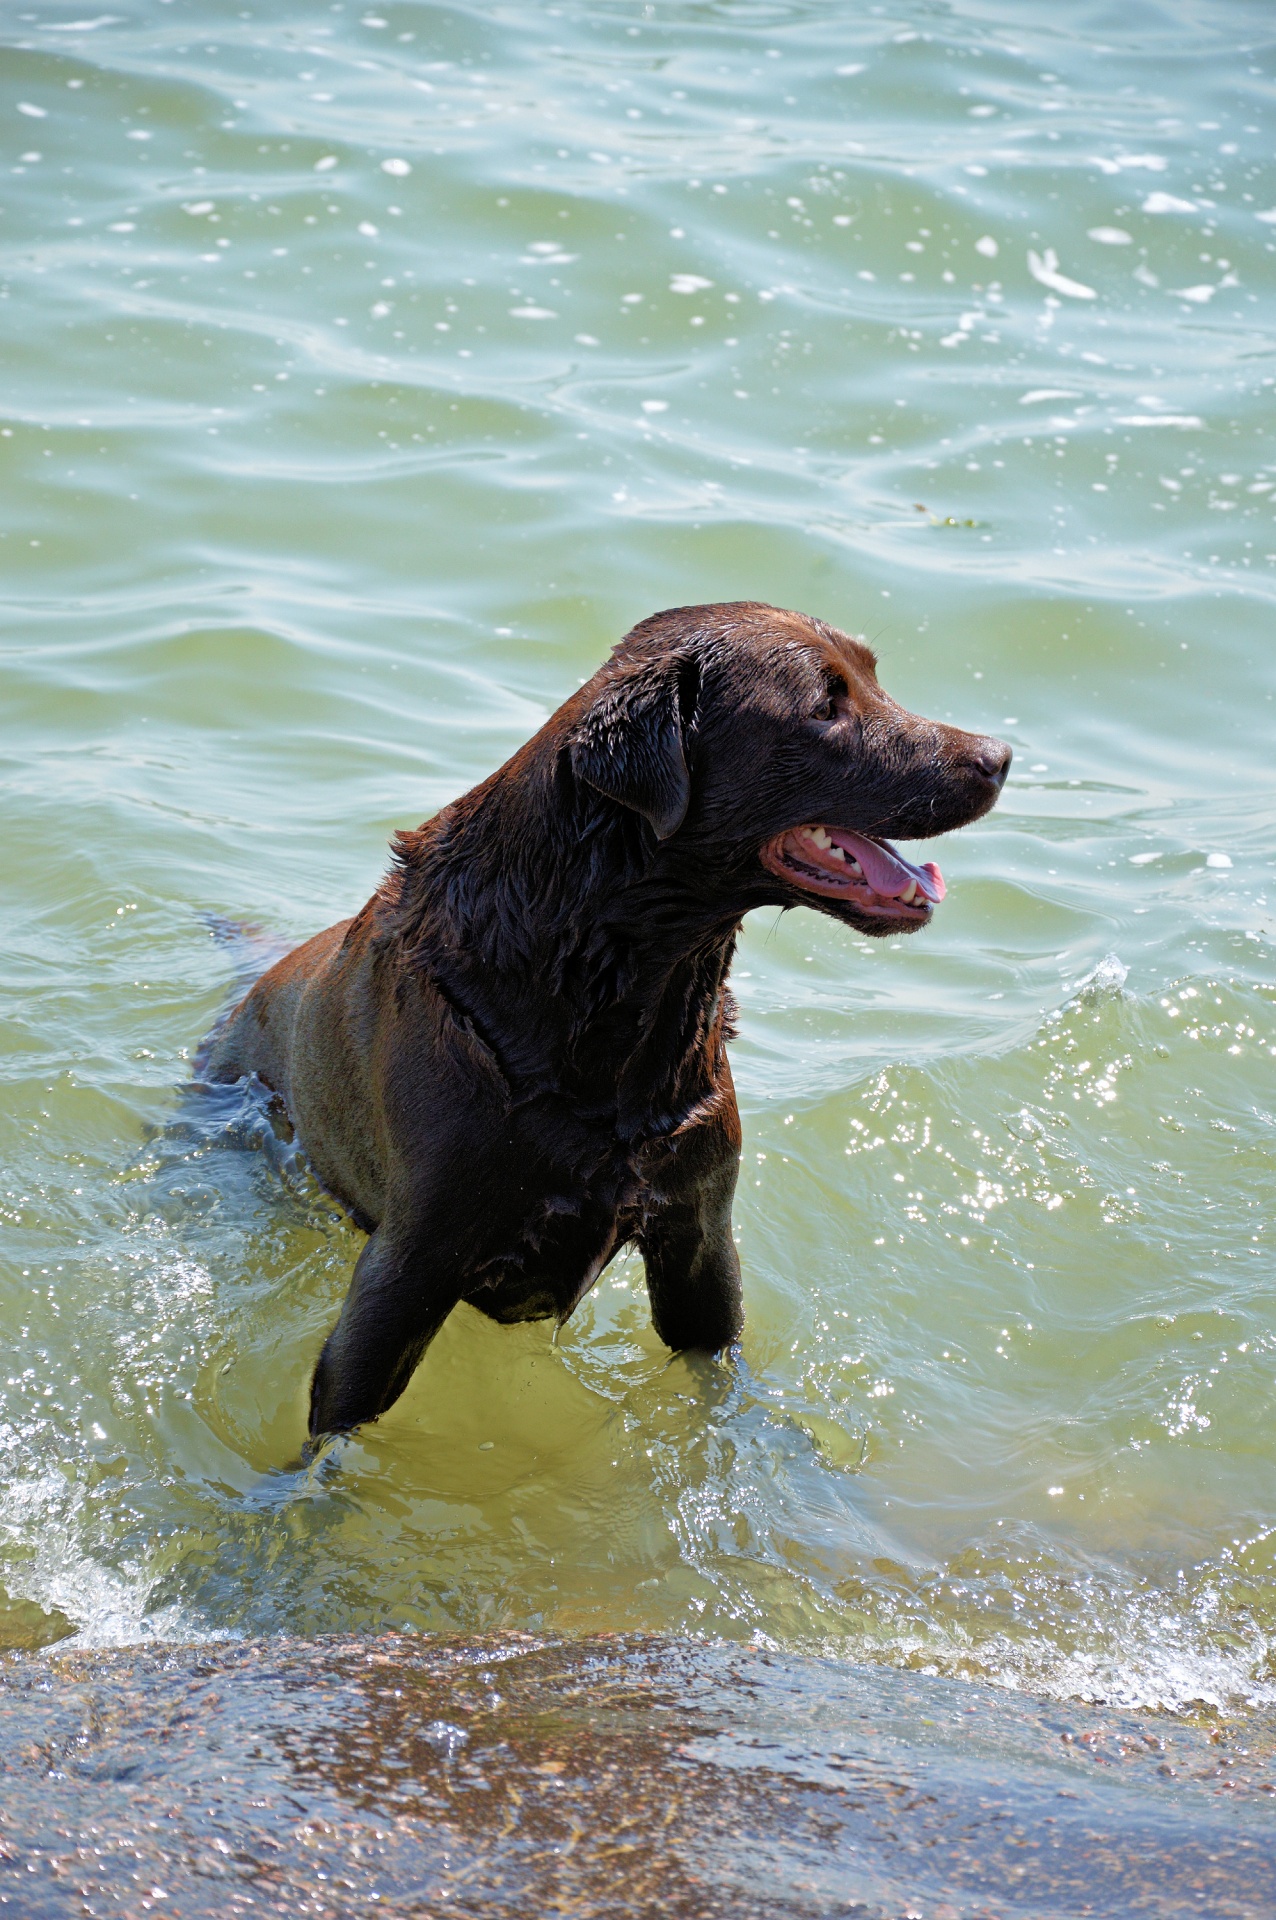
[1,1634,1272,1918]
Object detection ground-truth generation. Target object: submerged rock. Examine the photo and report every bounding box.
[0,1632,1274,1917]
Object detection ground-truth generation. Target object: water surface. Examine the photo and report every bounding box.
[5,1633,1275,1917]
[1,0,1275,1721]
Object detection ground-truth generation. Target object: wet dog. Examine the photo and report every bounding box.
[203,603,1009,1440]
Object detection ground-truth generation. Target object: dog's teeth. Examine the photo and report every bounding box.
[900,879,918,904]
[848,858,863,877]
[828,844,845,861]
[806,826,832,850]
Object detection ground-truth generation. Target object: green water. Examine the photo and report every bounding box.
[1,0,1274,1715]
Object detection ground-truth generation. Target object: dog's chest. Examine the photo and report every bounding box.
[460,1122,649,1323]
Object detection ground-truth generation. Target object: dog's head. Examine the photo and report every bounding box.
[568,602,1010,938]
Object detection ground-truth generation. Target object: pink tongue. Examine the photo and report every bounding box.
[829,830,946,903]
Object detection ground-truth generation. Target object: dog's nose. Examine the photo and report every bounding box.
[973,739,1012,790]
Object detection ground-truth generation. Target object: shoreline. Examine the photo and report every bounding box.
[2,1631,1273,1917]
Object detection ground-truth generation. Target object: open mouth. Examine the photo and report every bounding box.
[759,825,946,921]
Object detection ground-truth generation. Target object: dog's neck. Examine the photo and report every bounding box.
[382,761,740,1135]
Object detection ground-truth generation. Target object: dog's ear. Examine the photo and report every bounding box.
[569,657,698,840]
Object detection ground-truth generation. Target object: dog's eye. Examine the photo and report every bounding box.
[812,682,844,723]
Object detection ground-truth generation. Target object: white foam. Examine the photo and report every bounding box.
[0,1463,202,1650]
[1143,191,1197,214]
[1071,953,1128,1000]
[1027,249,1096,300]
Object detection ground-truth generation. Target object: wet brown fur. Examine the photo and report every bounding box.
[202,603,1010,1440]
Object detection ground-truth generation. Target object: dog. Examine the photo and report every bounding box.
[203,602,1010,1441]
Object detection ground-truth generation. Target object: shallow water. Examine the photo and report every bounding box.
[4,1633,1275,1918]
[1,0,1275,1722]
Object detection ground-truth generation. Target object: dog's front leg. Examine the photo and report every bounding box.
[638,1094,744,1355]
[308,1223,461,1439]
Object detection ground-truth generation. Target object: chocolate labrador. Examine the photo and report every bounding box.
[203,602,1009,1440]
